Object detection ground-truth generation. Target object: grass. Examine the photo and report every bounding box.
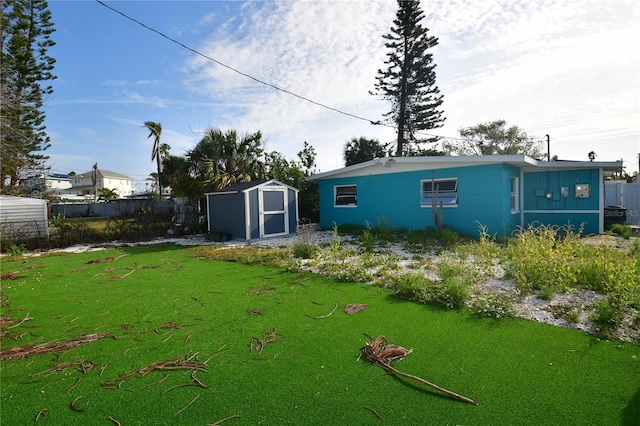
[1,243,639,425]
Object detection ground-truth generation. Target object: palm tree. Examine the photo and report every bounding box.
[343,137,388,166]
[143,121,162,199]
[189,128,266,191]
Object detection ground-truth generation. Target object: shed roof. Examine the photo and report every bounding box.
[206,179,299,196]
[307,155,623,181]
[0,195,48,206]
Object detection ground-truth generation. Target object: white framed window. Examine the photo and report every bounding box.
[334,185,357,207]
[510,176,519,213]
[420,178,458,206]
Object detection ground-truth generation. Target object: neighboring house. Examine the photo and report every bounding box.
[205,180,299,241]
[21,173,72,197]
[67,169,135,199]
[308,155,622,237]
[0,195,49,240]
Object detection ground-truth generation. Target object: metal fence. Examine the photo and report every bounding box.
[605,181,640,225]
[52,199,174,218]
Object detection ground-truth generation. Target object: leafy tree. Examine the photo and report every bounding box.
[373,0,444,157]
[143,121,163,199]
[265,142,319,221]
[443,120,543,157]
[188,128,266,191]
[343,137,389,166]
[160,154,198,198]
[1,0,56,192]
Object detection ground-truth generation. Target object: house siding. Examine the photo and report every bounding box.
[522,169,601,234]
[318,163,519,237]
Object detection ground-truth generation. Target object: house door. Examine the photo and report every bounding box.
[259,187,289,238]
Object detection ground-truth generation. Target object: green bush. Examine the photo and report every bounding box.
[505,223,583,296]
[470,293,515,318]
[391,271,470,309]
[5,243,27,257]
[589,297,625,338]
[292,240,318,259]
[609,223,632,239]
[359,221,377,253]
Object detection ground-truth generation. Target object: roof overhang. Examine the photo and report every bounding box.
[307,155,623,181]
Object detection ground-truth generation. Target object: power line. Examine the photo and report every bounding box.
[96,0,379,126]
[95,0,466,143]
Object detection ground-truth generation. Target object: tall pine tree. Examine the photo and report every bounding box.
[373,0,444,156]
[1,0,56,192]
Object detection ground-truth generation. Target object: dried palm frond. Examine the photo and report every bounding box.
[0,333,109,360]
[362,336,477,406]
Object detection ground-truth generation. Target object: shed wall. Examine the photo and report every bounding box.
[0,196,49,240]
[208,193,247,239]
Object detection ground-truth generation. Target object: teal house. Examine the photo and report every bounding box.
[308,155,622,237]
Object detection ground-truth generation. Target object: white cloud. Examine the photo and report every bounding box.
[172,0,638,172]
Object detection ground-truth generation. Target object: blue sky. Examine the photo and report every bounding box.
[45,0,639,190]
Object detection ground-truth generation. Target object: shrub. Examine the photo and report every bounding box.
[391,271,470,309]
[505,223,583,296]
[590,297,625,338]
[5,243,27,257]
[359,221,377,253]
[470,293,515,318]
[292,240,318,259]
[609,223,632,239]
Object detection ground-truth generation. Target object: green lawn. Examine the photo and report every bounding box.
[1,243,639,425]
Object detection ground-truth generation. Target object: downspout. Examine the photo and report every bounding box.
[598,168,605,234]
[519,168,524,230]
[245,190,251,241]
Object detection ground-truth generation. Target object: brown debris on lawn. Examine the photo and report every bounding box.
[1,271,22,280]
[344,304,368,315]
[248,328,284,354]
[249,286,276,295]
[362,335,477,406]
[0,333,109,360]
[139,354,208,375]
[31,360,94,377]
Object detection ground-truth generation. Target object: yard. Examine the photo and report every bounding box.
[1,232,639,425]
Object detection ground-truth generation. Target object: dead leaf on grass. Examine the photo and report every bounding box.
[344,304,368,315]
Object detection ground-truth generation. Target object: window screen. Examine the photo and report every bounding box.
[421,179,458,206]
[335,185,357,206]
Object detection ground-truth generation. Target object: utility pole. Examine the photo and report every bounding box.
[546,135,550,161]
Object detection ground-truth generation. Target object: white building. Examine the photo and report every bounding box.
[67,169,135,199]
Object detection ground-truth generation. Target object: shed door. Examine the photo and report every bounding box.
[259,187,289,238]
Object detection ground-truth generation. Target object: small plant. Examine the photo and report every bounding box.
[435,276,470,309]
[292,240,317,259]
[360,221,377,253]
[609,223,632,239]
[328,222,342,257]
[470,293,515,318]
[5,243,27,257]
[589,297,625,338]
[543,304,581,324]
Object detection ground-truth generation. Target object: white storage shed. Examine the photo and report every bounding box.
[0,195,49,241]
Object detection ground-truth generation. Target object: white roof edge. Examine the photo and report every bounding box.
[204,179,300,196]
[307,155,622,181]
